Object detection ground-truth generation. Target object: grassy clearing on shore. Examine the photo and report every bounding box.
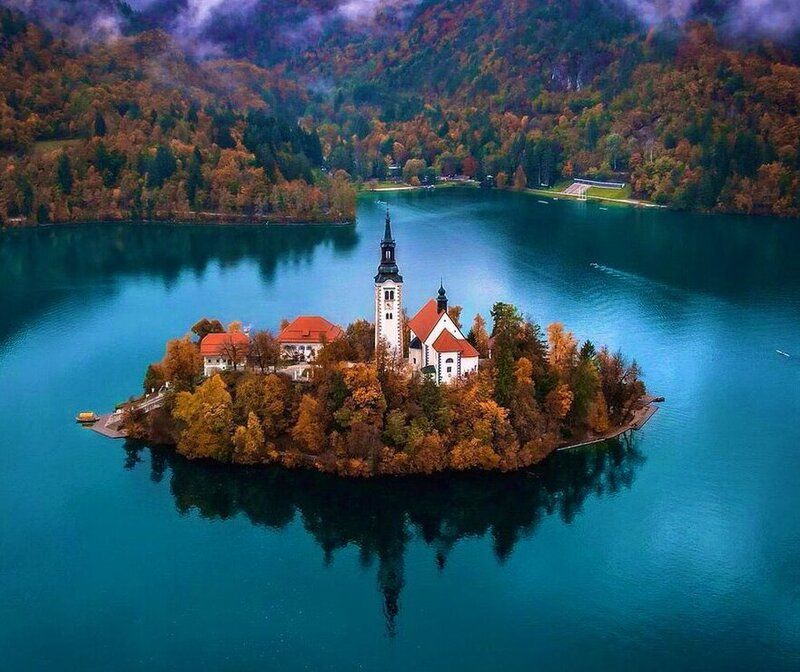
[587,185,632,199]
[32,139,83,155]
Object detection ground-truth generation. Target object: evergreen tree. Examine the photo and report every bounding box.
[94,110,107,137]
[57,153,72,195]
[186,148,203,207]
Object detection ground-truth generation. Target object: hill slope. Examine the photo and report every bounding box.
[0,6,354,224]
[3,0,800,218]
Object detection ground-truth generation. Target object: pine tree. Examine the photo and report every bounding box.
[94,110,107,137]
[57,153,72,195]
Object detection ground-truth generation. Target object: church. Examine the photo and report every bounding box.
[374,210,479,384]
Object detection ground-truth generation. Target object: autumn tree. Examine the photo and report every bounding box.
[547,323,578,380]
[467,313,490,358]
[447,305,463,330]
[192,318,224,342]
[219,333,249,372]
[173,374,234,461]
[292,394,326,454]
[513,164,527,190]
[233,412,267,464]
[248,330,281,373]
[162,337,202,390]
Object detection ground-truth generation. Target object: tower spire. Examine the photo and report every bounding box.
[437,280,448,313]
[374,210,403,358]
[375,209,402,283]
[383,207,393,242]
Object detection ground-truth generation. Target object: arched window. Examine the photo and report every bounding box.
[445,357,454,363]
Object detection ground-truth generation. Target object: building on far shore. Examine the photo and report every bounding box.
[200,331,251,377]
[278,316,344,362]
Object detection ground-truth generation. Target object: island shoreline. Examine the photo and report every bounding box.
[88,394,662,478]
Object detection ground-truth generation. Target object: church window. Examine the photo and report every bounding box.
[384,289,394,300]
[447,366,452,374]
[386,312,393,320]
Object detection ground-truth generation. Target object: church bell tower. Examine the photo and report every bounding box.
[375,208,403,357]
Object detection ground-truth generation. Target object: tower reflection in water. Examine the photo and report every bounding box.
[123,438,644,634]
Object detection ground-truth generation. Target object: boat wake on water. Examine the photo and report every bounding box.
[589,262,680,297]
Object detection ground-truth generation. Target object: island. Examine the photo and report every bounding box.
[93,211,659,477]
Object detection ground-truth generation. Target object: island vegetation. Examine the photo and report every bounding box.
[123,304,646,477]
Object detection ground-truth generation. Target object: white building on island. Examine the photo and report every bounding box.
[374,209,404,358]
[374,210,479,384]
[407,283,479,384]
[200,331,251,377]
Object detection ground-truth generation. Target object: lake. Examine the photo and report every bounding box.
[1,188,799,670]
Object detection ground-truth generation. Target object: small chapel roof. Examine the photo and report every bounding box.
[407,299,441,341]
[432,330,479,358]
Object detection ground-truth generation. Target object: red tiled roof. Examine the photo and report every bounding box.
[432,329,480,358]
[200,331,250,357]
[277,316,344,344]
[407,299,442,341]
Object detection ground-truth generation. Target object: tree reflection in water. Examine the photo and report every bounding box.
[123,438,644,634]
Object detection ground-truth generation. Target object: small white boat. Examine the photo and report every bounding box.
[537,200,548,205]
[776,350,791,358]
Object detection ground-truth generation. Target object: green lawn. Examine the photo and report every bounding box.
[586,185,632,200]
[32,139,83,155]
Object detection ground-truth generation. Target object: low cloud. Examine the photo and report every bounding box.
[620,0,800,40]
[4,0,126,42]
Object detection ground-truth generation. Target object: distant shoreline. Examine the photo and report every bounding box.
[2,213,356,230]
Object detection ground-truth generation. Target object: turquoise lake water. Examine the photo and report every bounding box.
[1,188,799,670]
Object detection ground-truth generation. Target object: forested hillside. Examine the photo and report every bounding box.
[3,0,800,219]
[294,0,800,215]
[0,6,354,224]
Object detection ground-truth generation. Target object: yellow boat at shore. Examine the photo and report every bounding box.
[76,412,99,424]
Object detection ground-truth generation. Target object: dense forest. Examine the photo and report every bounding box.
[124,305,647,477]
[3,1,800,219]
[0,6,355,224]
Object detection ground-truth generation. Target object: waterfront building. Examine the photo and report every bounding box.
[200,331,251,377]
[278,316,344,361]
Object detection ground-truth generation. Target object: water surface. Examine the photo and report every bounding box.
[1,189,799,670]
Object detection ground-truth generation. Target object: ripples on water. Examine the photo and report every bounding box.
[1,191,799,670]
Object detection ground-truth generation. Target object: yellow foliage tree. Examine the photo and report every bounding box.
[292,394,325,454]
[162,336,202,390]
[334,363,387,429]
[233,411,266,464]
[173,374,234,460]
[547,323,578,378]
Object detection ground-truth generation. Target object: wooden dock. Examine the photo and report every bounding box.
[88,411,127,439]
[557,395,662,452]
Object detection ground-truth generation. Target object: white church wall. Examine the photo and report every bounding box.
[375,279,403,357]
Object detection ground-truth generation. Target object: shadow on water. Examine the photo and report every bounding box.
[0,223,359,343]
[122,438,645,635]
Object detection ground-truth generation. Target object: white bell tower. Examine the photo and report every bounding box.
[374,208,403,357]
